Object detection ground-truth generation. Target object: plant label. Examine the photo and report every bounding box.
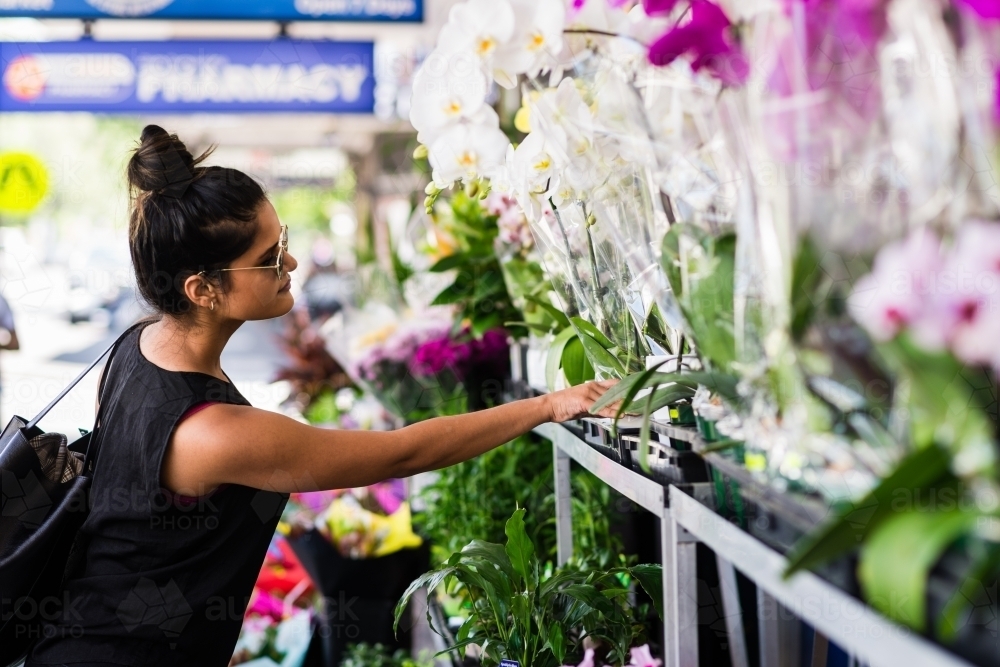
[500,661,521,667]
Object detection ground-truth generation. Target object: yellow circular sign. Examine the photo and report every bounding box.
[0,152,49,215]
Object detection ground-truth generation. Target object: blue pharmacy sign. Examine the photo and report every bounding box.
[0,40,376,113]
[0,0,421,22]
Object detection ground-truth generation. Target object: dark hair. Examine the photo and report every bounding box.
[127,124,266,316]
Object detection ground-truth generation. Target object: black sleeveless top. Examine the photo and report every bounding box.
[30,324,288,666]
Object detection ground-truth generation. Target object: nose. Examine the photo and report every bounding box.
[285,251,299,274]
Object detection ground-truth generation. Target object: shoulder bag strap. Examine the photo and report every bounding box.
[26,321,148,431]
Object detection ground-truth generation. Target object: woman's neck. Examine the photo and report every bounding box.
[139,315,242,382]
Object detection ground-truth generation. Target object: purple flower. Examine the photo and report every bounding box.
[643,0,681,15]
[958,0,1000,20]
[410,337,459,376]
[767,0,888,130]
[647,1,748,86]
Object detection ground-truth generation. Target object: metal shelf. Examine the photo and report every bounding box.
[537,422,976,667]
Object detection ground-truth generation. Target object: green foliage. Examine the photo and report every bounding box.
[859,509,979,631]
[784,445,954,577]
[790,237,823,342]
[340,643,434,667]
[271,172,355,232]
[428,192,525,338]
[661,224,737,372]
[395,509,662,667]
[414,434,622,567]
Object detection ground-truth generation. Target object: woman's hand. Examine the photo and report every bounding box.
[544,380,619,423]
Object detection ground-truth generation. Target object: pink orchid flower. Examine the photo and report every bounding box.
[647,0,748,86]
[628,644,662,667]
[912,221,1000,364]
[848,229,943,342]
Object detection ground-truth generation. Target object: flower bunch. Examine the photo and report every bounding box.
[410,328,510,381]
[410,0,566,186]
[487,190,535,254]
[848,222,1000,373]
[351,320,452,389]
[645,0,747,85]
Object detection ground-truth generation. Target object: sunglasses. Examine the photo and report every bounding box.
[200,225,288,280]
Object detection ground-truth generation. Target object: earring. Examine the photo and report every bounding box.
[210,301,215,311]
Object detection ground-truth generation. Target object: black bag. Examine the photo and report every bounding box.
[0,324,139,665]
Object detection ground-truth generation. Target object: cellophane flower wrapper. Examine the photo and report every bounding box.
[321,304,466,422]
[518,49,691,372]
[487,191,554,330]
[708,0,983,501]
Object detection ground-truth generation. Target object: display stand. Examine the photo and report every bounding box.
[534,422,976,667]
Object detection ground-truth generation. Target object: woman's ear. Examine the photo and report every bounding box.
[183,274,218,311]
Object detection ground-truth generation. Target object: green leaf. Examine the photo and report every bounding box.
[629,564,664,620]
[790,237,822,341]
[525,294,570,329]
[505,508,538,591]
[561,336,594,387]
[561,583,617,616]
[546,327,578,392]
[576,332,627,378]
[473,270,506,301]
[510,592,532,643]
[546,622,566,664]
[456,612,479,643]
[784,445,953,577]
[628,384,696,414]
[859,509,978,631]
[472,312,503,338]
[431,281,471,306]
[461,540,516,581]
[395,566,457,632]
[570,317,615,349]
[588,368,676,413]
[429,253,467,273]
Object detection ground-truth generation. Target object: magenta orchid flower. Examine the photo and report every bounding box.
[957,0,1000,20]
[647,0,748,86]
[643,0,681,15]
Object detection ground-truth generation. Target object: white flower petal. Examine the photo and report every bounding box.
[409,52,488,139]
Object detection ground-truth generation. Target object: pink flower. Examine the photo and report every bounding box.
[958,0,1000,20]
[643,0,681,15]
[647,0,748,85]
[628,645,661,667]
[848,229,943,342]
[912,221,1000,363]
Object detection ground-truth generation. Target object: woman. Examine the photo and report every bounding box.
[27,125,616,667]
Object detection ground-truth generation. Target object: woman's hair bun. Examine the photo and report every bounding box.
[127,124,211,196]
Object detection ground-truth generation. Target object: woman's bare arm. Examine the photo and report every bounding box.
[162,381,616,495]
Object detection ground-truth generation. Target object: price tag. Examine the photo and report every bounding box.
[500,661,521,667]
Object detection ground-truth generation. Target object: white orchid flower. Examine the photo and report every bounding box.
[493,0,566,89]
[530,78,594,164]
[409,51,489,146]
[428,121,510,186]
[437,0,516,65]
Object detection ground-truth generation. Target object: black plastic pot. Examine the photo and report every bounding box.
[622,436,709,485]
[288,529,430,666]
[582,418,637,467]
